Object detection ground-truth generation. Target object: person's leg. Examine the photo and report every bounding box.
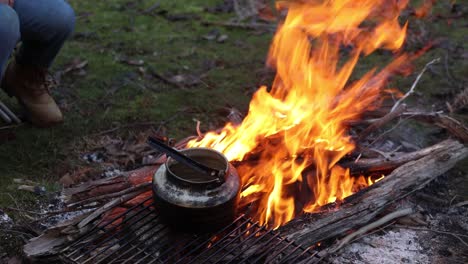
[1,0,75,127]
[13,0,75,68]
[0,4,20,79]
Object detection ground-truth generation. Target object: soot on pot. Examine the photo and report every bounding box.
[152,148,241,232]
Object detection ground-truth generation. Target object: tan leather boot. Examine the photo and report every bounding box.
[1,61,63,127]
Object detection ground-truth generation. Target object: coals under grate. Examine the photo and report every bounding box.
[60,197,317,263]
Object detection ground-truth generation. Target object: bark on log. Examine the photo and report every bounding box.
[279,139,467,247]
[340,140,457,174]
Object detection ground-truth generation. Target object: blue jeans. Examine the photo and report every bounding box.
[0,0,75,79]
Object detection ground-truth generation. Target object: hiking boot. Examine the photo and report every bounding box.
[1,61,63,127]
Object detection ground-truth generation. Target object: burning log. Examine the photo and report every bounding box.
[279,139,467,247]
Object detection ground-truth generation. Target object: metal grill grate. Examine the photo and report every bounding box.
[61,197,317,263]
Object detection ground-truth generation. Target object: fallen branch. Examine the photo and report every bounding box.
[358,104,407,141]
[280,139,467,247]
[331,208,414,253]
[310,208,414,263]
[400,111,468,144]
[77,190,144,229]
[341,139,455,174]
[453,200,468,208]
[62,175,132,203]
[67,182,152,208]
[393,225,468,248]
[391,58,440,112]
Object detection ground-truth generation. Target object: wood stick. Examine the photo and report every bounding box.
[331,208,414,252]
[77,191,143,229]
[341,139,455,174]
[390,58,440,112]
[309,208,415,263]
[400,111,468,144]
[453,200,468,208]
[280,139,467,247]
[393,225,468,248]
[358,104,407,141]
[67,182,151,208]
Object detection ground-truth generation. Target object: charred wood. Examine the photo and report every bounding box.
[340,139,464,174]
[279,139,467,247]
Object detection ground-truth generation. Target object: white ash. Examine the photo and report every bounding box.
[40,209,93,229]
[37,196,92,229]
[0,210,13,228]
[103,168,122,178]
[331,229,429,264]
[82,152,105,163]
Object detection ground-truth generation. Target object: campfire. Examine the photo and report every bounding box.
[188,0,412,228]
[22,0,468,263]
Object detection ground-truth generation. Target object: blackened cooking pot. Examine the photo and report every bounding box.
[152,148,241,232]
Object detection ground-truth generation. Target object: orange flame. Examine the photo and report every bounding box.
[188,0,412,228]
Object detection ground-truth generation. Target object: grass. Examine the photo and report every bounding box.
[0,0,466,256]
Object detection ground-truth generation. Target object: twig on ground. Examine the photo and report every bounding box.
[331,208,415,253]
[449,195,459,207]
[393,225,468,248]
[358,104,407,141]
[368,116,408,146]
[400,111,468,143]
[453,200,468,208]
[349,221,397,244]
[141,1,160,14]
[391,58,440,112]
[310,221,398,264]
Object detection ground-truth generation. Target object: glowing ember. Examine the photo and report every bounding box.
[189,0,413,228]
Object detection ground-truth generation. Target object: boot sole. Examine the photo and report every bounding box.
[1,82,63,127]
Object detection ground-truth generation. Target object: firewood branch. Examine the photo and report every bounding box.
[358,104,407,141]
[331,207,414,253]
[280,139,467,247]
[400,111,468,144]
[341,139,454,174]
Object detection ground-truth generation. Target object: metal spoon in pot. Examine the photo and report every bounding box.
[147,136,225,183]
